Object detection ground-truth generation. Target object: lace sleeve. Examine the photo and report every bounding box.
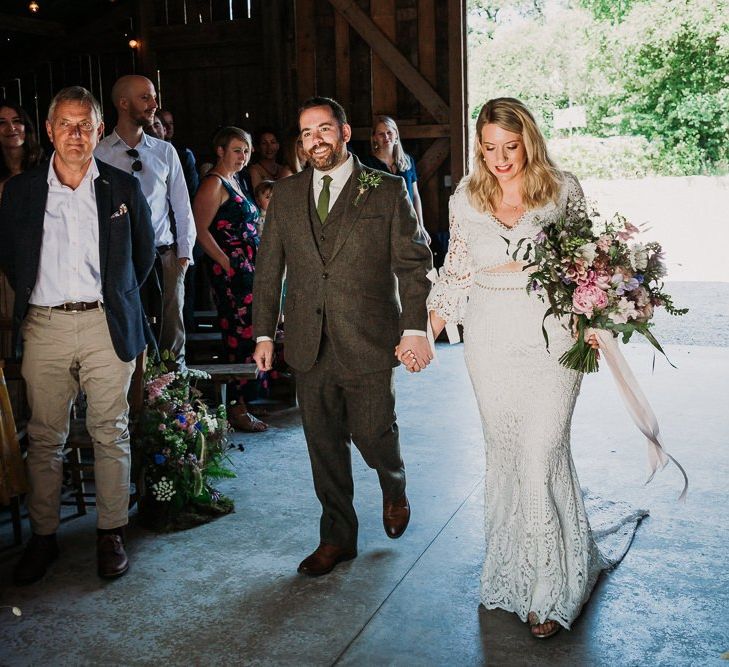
[426,193,473,325]
[564,171,587,220]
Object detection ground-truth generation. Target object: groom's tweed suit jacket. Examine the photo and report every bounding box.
[252,155,433,373]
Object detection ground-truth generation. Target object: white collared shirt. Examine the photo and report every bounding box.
[29,155,103,306]
[312,154,354,212]
[95,129,196,260]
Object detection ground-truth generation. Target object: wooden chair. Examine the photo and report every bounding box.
[0,274,28,546]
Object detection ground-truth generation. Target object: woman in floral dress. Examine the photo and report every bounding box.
[193,126,268,431]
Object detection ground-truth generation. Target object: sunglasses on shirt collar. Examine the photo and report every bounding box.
[126,148,143,172]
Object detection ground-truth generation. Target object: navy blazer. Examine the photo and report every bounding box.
[0,159,155,362]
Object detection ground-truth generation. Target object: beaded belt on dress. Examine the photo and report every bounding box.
[473,268,526,290]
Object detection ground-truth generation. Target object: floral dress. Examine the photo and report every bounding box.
[206,174,266,401]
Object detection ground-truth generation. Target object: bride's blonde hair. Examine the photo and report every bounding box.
[466,98,561,213]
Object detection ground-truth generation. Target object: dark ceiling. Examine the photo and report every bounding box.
[0,0,125,25]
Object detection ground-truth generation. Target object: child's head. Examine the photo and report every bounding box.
[255,180,274,211]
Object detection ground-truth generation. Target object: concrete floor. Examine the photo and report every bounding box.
[1,339,727,666]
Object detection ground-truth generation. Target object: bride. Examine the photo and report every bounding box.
[420,98,647,638]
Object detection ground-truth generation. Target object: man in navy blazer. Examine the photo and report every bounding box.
[0,86,155,585]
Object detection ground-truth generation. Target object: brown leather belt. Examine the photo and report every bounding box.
[51,301,102,312]
[156,243,176,254]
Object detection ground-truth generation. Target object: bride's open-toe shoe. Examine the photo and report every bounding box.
[527,612,561,639]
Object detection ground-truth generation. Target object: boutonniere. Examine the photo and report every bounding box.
[111,203,128,219]
[353,171,382,207]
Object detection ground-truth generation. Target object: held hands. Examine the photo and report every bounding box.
[253,340,275,372]
[395,335,433,373]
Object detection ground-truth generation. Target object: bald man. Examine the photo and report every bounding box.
[95,75,196,366]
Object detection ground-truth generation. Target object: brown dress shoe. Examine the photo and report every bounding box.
[383,493,410,539]
[297,543,357,577]
[13,533,60,586]
[97,534,129,579]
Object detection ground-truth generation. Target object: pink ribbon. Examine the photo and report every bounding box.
[588,328,688,501]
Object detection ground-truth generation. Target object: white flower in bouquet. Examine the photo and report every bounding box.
[576,242,597,265]
[610,296,640,325]
[630,243,649,271]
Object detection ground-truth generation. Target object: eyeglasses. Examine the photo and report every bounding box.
[126,148,143,172]
[55,119,96,134]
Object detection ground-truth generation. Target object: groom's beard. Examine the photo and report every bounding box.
[307,136,346,171]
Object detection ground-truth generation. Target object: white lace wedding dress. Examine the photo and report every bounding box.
[428,173,648,628]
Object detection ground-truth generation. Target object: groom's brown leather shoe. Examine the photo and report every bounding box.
[383,493,410,539]
[297,543,357,577]
[97,533,129,579]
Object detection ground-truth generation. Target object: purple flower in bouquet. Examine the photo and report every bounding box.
[612,272,640,296]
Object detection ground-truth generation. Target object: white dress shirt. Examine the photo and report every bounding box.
[95,130,196,260]
[312,154,354,211]
[257,153,425,343]
[29,156,103,307]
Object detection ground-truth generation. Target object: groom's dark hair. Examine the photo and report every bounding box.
[298,97,348,128]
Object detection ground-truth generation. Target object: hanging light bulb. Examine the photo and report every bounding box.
[128,38,139,49]
[29,1,40,12]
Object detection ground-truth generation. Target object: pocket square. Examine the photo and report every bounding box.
[111,203,128,219]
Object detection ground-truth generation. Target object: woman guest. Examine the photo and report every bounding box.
[192,126,268,432]
[281,127,308,174]
[362,116,428,241]
[422,98,646,639]
[249,128,292,190]
[0,100,44,199]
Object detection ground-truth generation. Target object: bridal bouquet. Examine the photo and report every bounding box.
[135,357,235,531]
[506,200,687,373]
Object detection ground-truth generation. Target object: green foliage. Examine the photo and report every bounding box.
[467,0,729,177]
[548,135,658,179]
[579,0,642,23]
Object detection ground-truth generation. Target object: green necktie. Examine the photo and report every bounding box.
[317,175,333,223]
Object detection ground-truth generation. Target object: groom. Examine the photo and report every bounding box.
[252,97,433,576]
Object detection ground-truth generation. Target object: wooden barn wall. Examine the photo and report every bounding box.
[0,0,466,244]
[139,0,297,162]
[293,0,467,247]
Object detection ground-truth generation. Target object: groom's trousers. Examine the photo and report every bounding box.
[295,334,406,550]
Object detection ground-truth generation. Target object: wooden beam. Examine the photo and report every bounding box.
[417,0,436,87]
[296,0,317,102]
[448,0,467,187]
[0,13,66,37]
[350,124,450,141]
[326,0,450,124]
[137,0,157,77]
[416,137,450,185]
[334,11,351,112]
[370,0,397,117]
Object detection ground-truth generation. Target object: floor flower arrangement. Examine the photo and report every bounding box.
[135,356,235,531]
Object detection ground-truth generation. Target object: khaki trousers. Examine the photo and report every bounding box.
[21,307,136,534]
[158,248,187,364]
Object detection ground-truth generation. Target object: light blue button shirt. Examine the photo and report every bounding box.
[29,156,103,307]
[95,129,196,260]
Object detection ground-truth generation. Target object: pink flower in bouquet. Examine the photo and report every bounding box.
[631,286,654,322]
[563,258,589,285]
[572,284,608,318]
[596,234,612,253]
[617,221,641,242]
